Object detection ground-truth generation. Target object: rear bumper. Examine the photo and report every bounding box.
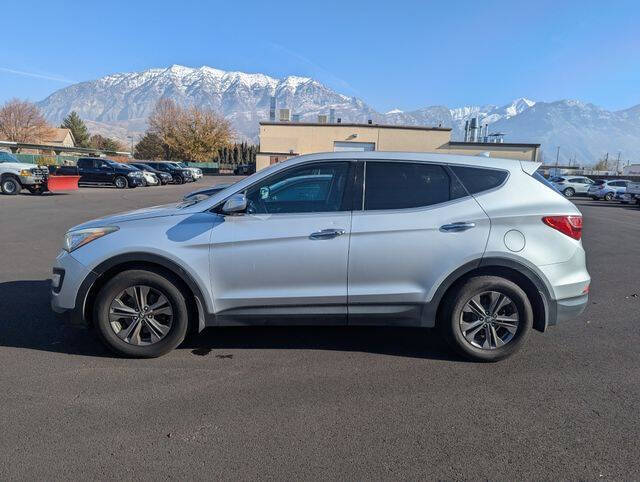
[548,294,589,325]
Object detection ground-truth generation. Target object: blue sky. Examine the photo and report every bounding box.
[1,0,639,111]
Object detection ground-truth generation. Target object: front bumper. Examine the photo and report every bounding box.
[19,174,48,186]
[51,250,95,326]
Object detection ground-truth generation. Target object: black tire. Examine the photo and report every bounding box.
[604,192,614,201]
[173,175,184,185]
[114,176,128,189]
[1,176,21,195]
[439,276,533,362]
[93,269,190,358]
[563,187,575,198]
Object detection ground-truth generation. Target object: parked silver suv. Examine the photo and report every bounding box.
[51,152,590,361]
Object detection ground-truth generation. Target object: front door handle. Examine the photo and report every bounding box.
[440,222,476,232]
[310,228,346,240]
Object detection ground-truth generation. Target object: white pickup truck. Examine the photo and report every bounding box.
[623,181,640,205]
[0,151,49,195]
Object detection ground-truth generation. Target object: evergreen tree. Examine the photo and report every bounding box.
[60,111,90,147]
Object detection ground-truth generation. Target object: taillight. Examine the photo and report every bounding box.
[542,215,583,240]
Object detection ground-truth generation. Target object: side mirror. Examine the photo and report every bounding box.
[221,193,247,214]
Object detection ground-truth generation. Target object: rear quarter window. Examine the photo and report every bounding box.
[450,166,508,194]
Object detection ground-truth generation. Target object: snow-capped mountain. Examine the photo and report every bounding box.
[37,65,640,164]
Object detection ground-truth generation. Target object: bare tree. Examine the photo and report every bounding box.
[0,99,53,143]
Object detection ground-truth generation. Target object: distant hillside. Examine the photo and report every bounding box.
[37,64,640,164]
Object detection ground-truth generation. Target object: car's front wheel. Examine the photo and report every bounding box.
[114,176,128,189]
[93,269,190,358]
[563,187,575,197]
[439,276,533,362]
[604,192,614,201]
[1,177,21,195]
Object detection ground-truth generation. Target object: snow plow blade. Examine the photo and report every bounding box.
[47,175,80,192]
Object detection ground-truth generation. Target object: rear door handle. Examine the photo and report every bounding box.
[440,222,476,232]
[310,228,346,240]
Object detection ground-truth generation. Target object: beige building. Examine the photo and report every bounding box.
[257,121,539,171]
[40,128,76,148]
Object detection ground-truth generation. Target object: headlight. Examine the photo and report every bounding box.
[19,169,32,176]
[63,227,119,252]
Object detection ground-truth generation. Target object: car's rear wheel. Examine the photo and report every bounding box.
[604,192,614,201]
[439,276,533,362]
[173,175,184,185]
[93,269,189,358]
[563,187,575,197]
[114,176,128,189]
[1,177,21,195]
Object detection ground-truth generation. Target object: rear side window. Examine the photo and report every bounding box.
[364,162,463,211]
[450,166,508,194]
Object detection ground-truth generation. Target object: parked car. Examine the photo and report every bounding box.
[51,152,590,361]
[234,163,256,175]
[129,163,173,185]
[138,168,159,186]
[624,181,640,205]
[143,161,193,184]
[175,162,203,180]
[587,179,630,201]
[183,182,234,201]
[77,158,144,189]
[550,176,595,197]
[0,151,49,195]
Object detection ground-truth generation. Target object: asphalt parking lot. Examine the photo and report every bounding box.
[1,185,639,480]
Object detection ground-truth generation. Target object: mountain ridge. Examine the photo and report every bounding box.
[36,64,640,164]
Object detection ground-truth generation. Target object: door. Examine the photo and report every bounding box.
[209,160,354,323]
[94,159,114,184]
[568,177,589,193]
[347,160,491,325]
[76,159,95,183]
[334,141,375,152]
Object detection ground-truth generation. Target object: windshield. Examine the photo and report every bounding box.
[0,151,19,163]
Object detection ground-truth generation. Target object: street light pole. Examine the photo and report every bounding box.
[555,146,560,167]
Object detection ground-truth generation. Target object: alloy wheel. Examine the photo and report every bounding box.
[109,285,173,345]
[459,291,520,350]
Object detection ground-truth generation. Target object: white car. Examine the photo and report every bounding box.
[139,170,159,186]
[52,151,590,361]
[0,151,49,195]
[550,176,595,197]
[175,162,202,180]
[587,179,629,201]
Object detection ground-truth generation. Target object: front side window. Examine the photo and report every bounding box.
[364,162,462,211]
[245,162,350,214]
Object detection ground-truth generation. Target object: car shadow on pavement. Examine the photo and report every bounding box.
[184,326,463,361]
[0,279,463,361]
[0,280,111,357]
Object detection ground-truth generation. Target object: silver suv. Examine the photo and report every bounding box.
[51,152,590,361]
[550,176,594,197]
